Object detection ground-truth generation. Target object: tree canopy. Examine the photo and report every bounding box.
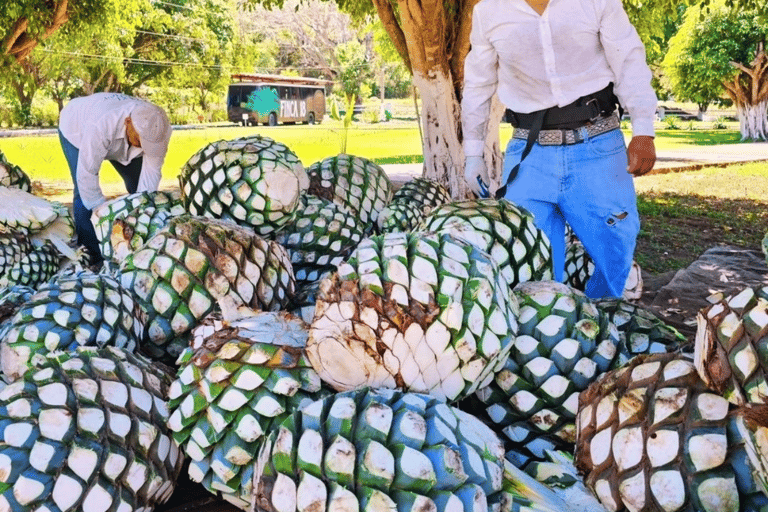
[662,0,768,111]
[1,0,109,63]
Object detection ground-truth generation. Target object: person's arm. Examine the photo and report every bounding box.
[462,6,499,158]
[136,158,163,192]
[462,5,499,194]
[76,130,110,210]
[598,0,657,176]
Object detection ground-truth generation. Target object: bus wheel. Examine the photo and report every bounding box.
[268,113,278,126]
[308,112,315,125]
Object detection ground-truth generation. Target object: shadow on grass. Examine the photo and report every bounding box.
[636,191,767,274]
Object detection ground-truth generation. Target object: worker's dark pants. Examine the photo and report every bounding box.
[59,130,142,265]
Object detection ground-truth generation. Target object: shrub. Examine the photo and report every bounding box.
[0,98,16,127]
[663,115,680,130]
[210,109,229,123]
[712,116,728,129]
[362,109,379,124]
[30,98,60,127]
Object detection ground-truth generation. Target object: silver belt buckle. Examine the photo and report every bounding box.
[586,98,601,123]
[538,130,563,145]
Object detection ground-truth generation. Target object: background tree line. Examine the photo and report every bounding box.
[0,0,412,127]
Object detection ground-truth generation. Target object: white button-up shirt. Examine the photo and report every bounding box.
[59,93,167,209]
[462,0,657,157]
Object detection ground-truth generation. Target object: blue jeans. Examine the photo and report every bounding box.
[59,131,142,264]
[501,128,639,299]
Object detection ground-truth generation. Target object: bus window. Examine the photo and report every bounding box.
[239,86,257,108]
[227,86,240,108]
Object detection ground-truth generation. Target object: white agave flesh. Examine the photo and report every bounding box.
[612,427,644,472]
[688,433,728,471]
[618,470,645,512]
[696,476,739,512]
[13,475,46,506]
[649,470,685,512]
[52,474,83,511]
[0,187,59,231]
[593,479,619,512]
[645,428,679,468]
[652,388,687,424]
[328,485,358,512]
[272,473,298,512]
[68,445,100,482]
[590,427,613,467]
[325,436,355,478]
[38,408,73,442]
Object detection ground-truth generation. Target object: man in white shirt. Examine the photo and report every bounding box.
[58,93,172,265]
[462,0,657,299]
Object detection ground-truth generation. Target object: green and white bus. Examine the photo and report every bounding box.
[227,74,328,126]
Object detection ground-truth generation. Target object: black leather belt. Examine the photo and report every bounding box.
[504,82,620,130]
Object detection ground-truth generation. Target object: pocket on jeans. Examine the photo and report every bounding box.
[506,138,526,157]
[588,130,626,157]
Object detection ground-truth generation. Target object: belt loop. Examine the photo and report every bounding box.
[579,126,590,143]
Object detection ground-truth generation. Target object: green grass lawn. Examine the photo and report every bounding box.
[0,120,747,190]
[635,161,768,201]
[633,161,768,273]
[0,121,424,191]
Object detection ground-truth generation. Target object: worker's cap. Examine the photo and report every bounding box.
[131,102,172,161]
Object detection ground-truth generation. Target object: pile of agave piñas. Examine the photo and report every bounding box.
[0,139,766,512]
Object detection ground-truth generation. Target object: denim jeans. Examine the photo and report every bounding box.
[59,130,142,264]
[501,128,639,299]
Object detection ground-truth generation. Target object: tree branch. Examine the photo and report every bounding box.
[398,0,427,74]
[722,78,746,106]
[451,0,481,95]
[4,0,70,63]
[371,0,412,73]
[416,0,448,73]
[3,17,29,55]
[730,61,755,77]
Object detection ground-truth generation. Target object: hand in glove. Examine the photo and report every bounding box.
[465,156,489,197]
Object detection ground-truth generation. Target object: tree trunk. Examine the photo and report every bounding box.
[414,71,469,198]
[735,101,768,141]
[50,82,67,113]
[413,71,504,199]
[486,95,505,197]
[11,68,38,125]
[198,84,210,112]
[723,42,768,141]
[379,68,386,122]
[371,0,493,198]
[696,103,708,121]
